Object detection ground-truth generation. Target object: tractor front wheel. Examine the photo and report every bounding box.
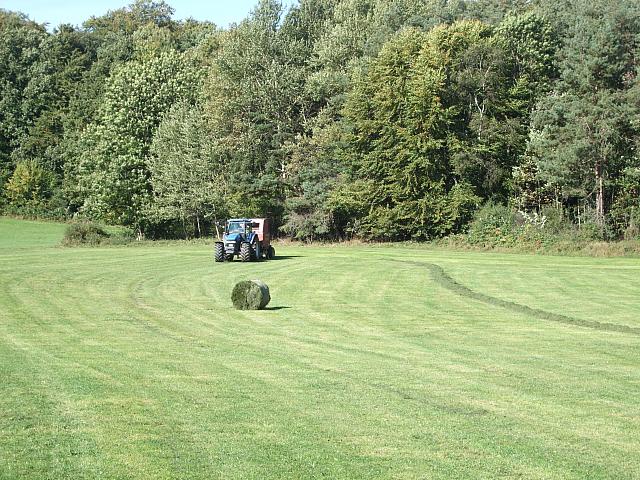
[214,242,225,262]
[267,246,275,260]
[240,242,252,262]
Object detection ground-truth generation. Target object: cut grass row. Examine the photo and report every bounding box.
[405,260,640,335]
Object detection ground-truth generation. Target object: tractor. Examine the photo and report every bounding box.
[214,218,275,262]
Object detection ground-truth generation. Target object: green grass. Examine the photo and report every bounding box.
[1,218,639,479]
[0,217,67,250]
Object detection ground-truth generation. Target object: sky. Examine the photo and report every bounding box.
[0,0,278,29]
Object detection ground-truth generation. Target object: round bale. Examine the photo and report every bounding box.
[231,280,271,310]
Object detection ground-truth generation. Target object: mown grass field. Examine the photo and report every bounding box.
[1,218,639,479]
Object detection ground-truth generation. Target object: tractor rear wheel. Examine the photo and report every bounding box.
[267,246,275,260]
[240,242,252,262]
[214,242,225,262]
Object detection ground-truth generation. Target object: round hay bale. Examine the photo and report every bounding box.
[231,280,271,310]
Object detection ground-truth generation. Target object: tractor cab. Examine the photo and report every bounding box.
[225,219,256,236]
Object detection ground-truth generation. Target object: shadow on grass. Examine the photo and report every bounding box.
[264,306,291,311]
[219,255,302,263]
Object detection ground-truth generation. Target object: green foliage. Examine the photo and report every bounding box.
[61,220,135,246]
[338,20,541,239]
[147,103,227,237]
[203,0,315,224]
[529,90,633,219]
[464,202,609,248]
[281,118,346,241]
[0,11,49,181]
[82,0,174,35]
[496,11,559,98]
[465,202,518,246]
[524,0,640,230]
[1,0,639,243]
[101,51,201,147]
[609,157,640,239]
[4,159,54,208]
[69,50,204,231]
[61,221,109,246]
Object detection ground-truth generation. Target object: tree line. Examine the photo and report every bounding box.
[1,0,639,241]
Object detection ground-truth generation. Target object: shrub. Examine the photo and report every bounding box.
[447,202,640,255]
[62,221,109,246]
[4,160,53,207]
[100,225,135,245]
[539,206,566,234]
[623,208,640,240]
[466,203,517,246]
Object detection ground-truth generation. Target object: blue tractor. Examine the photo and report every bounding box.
[214,218,275,262]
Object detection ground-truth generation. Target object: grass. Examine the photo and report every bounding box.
[434,234,640,257]
[1,217,639,479]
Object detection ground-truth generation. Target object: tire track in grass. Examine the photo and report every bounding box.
[394,260,640,336]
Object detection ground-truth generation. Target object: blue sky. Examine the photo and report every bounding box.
[0,1,283,29]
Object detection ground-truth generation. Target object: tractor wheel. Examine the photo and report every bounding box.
[240,242,252,262]
[214,242,225,262]
[267,246,275,260]
[225,254,234,262]
[251,242,259,261]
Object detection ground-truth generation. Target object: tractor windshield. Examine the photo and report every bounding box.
[226,221,245,234]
